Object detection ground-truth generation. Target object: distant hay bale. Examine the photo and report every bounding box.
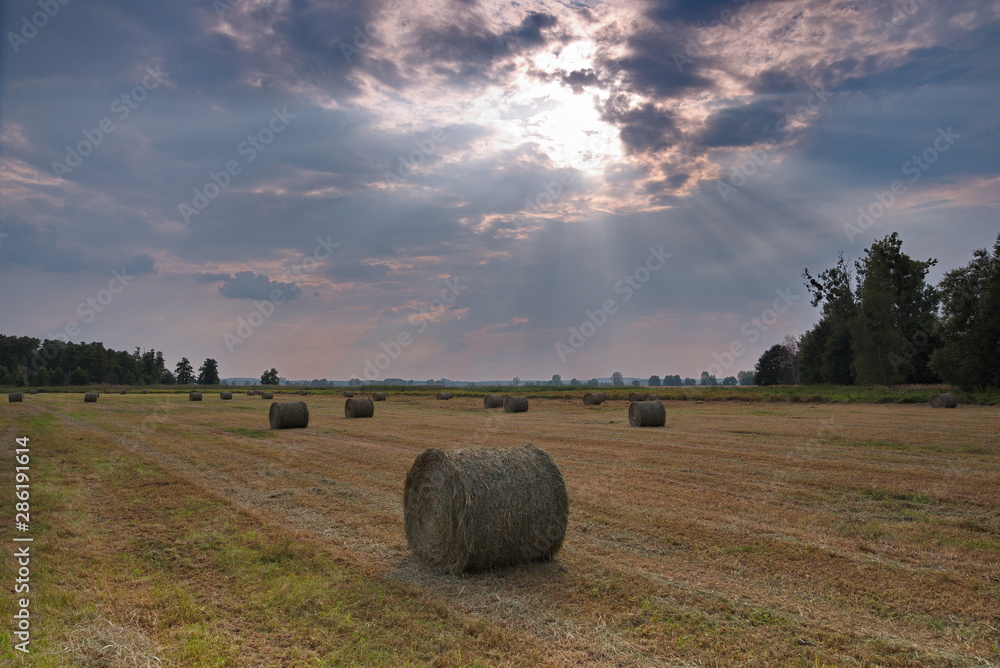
[119,390,127,395]
[220,392,233,400]
[484,394,504,408]
[84,392,98,403]
[583,392,604,405]
[9,392,24,402]
[929,393,958,408]
[141,390,149,394]
[269,401,309,429]
[628,392,645,402]
[189,392,202,401]
[629,400,666,427]
[595,392,607,402]
[247,390,257,396]
[345,397,375,418]
[344,391,354,397]
[299,389,309,395]
[436,392,453,400]
[503,396,529,413]
[372,392,387,401]
[644,393,660,401]
[261,392,274,400]
[403,444,568,573]
[29,389,38,394]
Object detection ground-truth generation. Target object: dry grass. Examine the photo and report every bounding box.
[1,393,998,666]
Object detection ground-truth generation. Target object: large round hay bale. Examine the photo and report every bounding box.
[503,396,529,413]
[372,392,387,401]
[261,391,274,400]
[629,400,665,427]
[628,392,645,402]
[9,392,24,402]
[220,392,233,400]
[345,397,374,418]
[484,394,504,408]
[269,401,309,429]
[28,389,38,395]
[595,392,607,403]
[84,392,98,402]
[403,444,568,573]
[344,391,354,397]
[189,392,202,401]
[582,392,603,405]
[929,393,958,408]
[436,392,453,400]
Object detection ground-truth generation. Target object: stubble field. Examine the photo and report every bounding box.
[1,392,998,666]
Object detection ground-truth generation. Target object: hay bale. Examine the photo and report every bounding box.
[403,444,568,573]
[929,393,958,408]
[372,392,387,401]
[84,392,98,402]
[269,401,309,429]
[248,390,256,396]
[345,397,374,418]
[220,392,233,400]
[629,400,665,427]
[436,392,453,400]
[503,396,529,413]
[484,394,504,408]
[189,392,202,401]
[29,389,38,395]
[9,392,24,402]
[261,391,274,400]
[119,390,127,395]
[644,393,659,401]
[141,390,149,394]
[344,391,354,397]
[299,389,309,395]
[582,392,604,405]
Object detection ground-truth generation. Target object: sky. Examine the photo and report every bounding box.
[1,0,998,382]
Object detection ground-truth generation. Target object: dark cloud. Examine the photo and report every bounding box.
[600,96,679,154]
[122,253,157,276]
[0,216,93,273]
[561,68,601,93]
[194,271,302,301]
[699,101,785,148]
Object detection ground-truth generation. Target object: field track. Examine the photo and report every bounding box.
[2,393,998,666]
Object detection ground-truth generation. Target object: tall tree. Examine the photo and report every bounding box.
[803,253,857,384]
[736,370,755,386]
[611,371,624,386]
[648,375,661,386]
[197,358,220,385]
[931,234,1000,389]
[754,345,783,386]
[175,357,195,385]
[260,368,280,385]
[699,371,718,386]
[550,374,562,386]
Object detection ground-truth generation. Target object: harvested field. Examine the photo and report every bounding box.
[1,393,998,666]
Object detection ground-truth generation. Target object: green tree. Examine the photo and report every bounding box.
[550,374,562,386]
[803,253,857,384]
[611,371,624,386]
[754,345,783,386]
[736,370,754,386]
[722,376,737,386]
[631,379,641,387]
[197,358,220,385]
[648,375,661,386]
[511,376,520,387]
[175,357,195,384]
[699,371,717,386]
[569,378,580,386]
[32,367,51,387]
[261,368,280,385]
[930,234,1000,389]
[683,377,696,386]
[160,369,176,385]
[70,366,90,386]
[587,378,599,386]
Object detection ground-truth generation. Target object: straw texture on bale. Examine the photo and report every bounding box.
[343,391,354,397]
[9,392,23,402]
[483,394,504,409]
[629,400,666,427]
[503,396,529,413]
[582,392,604,405]
[628,392,645,402]
[220,392,233,400]
[403,444,568,573]
[437,392,453,400]
[269,401,309,429]
[345,397,375,418]
[189,392,202,401]
[261,392,274,400]
[372,392,387,401]
[84,393,98,402]
[29,389,38,394]
[930,393,958,408]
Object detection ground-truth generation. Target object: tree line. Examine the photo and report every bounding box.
[754,232,1000,390]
